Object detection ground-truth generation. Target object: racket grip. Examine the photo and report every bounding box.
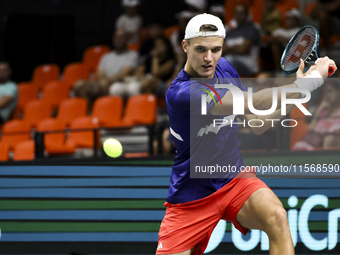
[328,65,335,76]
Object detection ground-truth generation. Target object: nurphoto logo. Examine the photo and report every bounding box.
[200,83,312,128]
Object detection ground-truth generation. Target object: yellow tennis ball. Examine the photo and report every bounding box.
[103,139,123,158]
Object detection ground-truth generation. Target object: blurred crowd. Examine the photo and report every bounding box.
[2,0,340,156]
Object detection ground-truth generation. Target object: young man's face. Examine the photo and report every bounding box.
[183,36,224,79]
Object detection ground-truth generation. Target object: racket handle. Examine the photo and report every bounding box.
[328,65,335,76]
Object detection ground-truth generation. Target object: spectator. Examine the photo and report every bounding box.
[292,80,340,150]
[309,0,340,49]
[139,35,176,96]
[115,0,143,45]
[0,61,18,124]
[268,8,301,72]
[223,3,261,77]
[139,22,164,62]
[73,29,138,112]
[261,0,282,35]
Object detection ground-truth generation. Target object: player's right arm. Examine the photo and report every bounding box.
[209,57,337,116]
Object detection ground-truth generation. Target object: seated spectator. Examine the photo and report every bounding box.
[139,22,164,62]
[0,61,18,124]
[223,3,261,77]
[261,0,282,36]
[73,29,138,112]
[268,8,301,72]
[292,80,340,150]
[115,0,143,45]
[111,35,176,99]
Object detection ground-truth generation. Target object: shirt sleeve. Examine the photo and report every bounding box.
[129,51,139,69]
[97,53,108,72]
[3,82,18,98]
[115,15,124,30]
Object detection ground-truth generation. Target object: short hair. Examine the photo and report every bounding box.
[199,24,218,32]
[186,24,218,44]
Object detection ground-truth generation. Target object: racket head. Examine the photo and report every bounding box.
[281,25,319,74]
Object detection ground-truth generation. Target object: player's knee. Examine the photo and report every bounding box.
[264,206,289,235]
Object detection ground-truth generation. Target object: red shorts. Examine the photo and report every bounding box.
[156,171,270,255]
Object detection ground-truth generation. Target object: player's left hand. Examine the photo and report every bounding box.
[296,59,316,79]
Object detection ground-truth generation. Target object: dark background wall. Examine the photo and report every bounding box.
[0,0,223,83]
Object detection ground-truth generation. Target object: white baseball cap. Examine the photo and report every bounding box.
[184,13,226,40]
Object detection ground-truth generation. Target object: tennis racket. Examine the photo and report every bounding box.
[281,25,335,76]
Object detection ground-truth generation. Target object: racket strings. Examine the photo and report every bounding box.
[282,27,316,72]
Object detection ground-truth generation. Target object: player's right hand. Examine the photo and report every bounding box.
[314,57,337,79]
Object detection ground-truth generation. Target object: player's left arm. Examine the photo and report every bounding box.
[239,104,296,135]
[238,61,318,135]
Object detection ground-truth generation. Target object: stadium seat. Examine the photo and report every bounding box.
[0,142,10,161]
[61,62,89,96]
[40,81,68,112]
[1,119,31,150]
[127,43,140,51]
[17,99,51,128]
[56,97,88,127]
[66,116,100,148]
[31,64,60,92]
[121,94,157,126]
[249,0,264,24]
[164,25,179,38]
[36,118,76,155]
[13,140,35,161]
[83,45,110,74]
[90,96,123,127]
[12,82,38,119]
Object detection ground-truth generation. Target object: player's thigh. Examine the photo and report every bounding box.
[236,188,286,231]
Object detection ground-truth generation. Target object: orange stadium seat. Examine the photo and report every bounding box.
[1,119,31,150]
[83,45,110,74]
[18,99,51,128]
[249,0,264,24]
[66,116,100,149]
[0,142,10,161]
[13,140,35,161]
[56,97,88,127]
[36,118,75,155]
[127,43,140,51]
[40,80,68,112]
[61,62,89,97]
[12,82,38,119]
[90,96,123,127]
[31,64,60,92]
[164,25,179,38]
[121,94,157,126]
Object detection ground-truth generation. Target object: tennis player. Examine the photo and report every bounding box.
[156,13,337,255]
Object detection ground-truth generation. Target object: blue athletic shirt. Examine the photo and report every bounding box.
[166,57,247,204]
